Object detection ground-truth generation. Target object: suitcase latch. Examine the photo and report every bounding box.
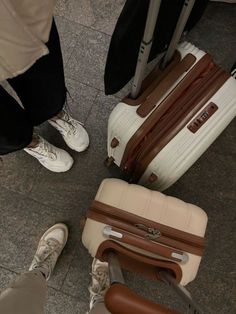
[135,223,161,239]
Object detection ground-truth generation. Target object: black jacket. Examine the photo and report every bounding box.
[104,0,209,95]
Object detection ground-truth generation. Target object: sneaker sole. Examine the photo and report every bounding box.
[65,141,90,153]
[39,158,74,172]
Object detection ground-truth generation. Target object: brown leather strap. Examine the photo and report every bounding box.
[88,200,205,256]
[120,54,213,173]
[136,53,196,117]
[109,226,185,262]
[122,51,181,106]
[96,240,182,282]
[105,284,180,314]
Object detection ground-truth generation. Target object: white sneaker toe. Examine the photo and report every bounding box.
[49,111,90,153]
[66,122,89,152]
[24,136,73,173]
[46,147,73,172]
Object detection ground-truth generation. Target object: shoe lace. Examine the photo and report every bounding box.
[58,111,84,136]
[31,238,60,275]
[89,267,109,297]
[30,138,56,160]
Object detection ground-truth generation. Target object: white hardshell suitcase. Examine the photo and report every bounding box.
[107,42,236,191]
[106,0,236,191]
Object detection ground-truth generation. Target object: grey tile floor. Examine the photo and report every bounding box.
[0,1,235,313]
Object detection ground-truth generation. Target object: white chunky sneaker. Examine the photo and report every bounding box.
[24,135,73,172]
[29,223,68,281]
[49,110,89,152]
[88,258,110,311]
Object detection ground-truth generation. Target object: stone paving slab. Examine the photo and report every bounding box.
[55,0,125,35]
[65,22,110,90]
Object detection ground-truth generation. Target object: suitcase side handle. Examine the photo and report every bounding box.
[105,283,180,314]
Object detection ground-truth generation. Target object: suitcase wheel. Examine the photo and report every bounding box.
[104,156,115,168]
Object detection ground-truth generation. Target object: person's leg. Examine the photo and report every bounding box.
[0,85,33,155]
[0,223,68,314]
[8,19,89,153]
[7,20,66,126]
[0,85,73,169]
[87,259,111,314]
[0,270,47,314]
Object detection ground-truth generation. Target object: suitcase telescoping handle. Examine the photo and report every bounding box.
[105,252,180,314]
[131,0,162,99]
[105,252,205,314]
[131,0,196,99]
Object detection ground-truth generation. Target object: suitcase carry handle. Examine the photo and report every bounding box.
[131,0,196,99]
[105,252,204,314]
[103,225,188,263]
[96,240,183,282]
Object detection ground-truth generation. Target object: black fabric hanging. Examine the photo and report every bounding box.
[104,0,209,95]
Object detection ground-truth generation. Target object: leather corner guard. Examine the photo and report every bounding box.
[105,283,180,314]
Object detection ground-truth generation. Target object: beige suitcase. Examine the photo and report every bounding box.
[82,178,208,313]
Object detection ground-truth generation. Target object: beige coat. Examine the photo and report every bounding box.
[0,0,56,82]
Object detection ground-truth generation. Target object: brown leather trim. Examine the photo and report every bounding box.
[136,53,196,117]
[108,226,184,262]
[96,240,183,283]
[122,51,181,106]
[87,210,203,257]
[88,200,206,255]
[132,68,229,181]
[120,54,213,173]
[105,284,180,314]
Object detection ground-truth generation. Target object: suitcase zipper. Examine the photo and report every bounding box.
[135,223,161,239]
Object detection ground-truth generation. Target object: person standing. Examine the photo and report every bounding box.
[0,1,89,172]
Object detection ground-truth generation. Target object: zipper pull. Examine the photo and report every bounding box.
[135,224,161,239]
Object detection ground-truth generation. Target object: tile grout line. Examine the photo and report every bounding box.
[49,285,89,303]
[57,244,79,291]
[54,14,113,38]
[0,265,18,275]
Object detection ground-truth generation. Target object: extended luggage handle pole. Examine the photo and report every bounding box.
[160,0,196,69]
[131,0,162,99]
[108,252,125,285]
[107,253,205,314]
[159,271,205,314]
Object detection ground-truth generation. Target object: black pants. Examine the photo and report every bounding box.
[0,20,66,155]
